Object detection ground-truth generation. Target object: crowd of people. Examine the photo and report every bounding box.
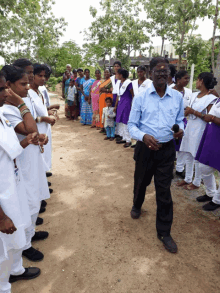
[0,55,220,292]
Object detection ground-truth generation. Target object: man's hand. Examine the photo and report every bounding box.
[143,134,159,151]
[0,215,17,234]
[184,106,194,117]
[173,129,184,140]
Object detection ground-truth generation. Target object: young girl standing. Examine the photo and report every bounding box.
[115,69,134,148]
[0,71,40,292]
[195,97,220,211]
[173,70,192,178]
[2,65,50,262]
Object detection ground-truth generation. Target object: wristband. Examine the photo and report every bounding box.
[18,103,26,109]
[36,117,42,123]
[211,115,215,122]
[201,114,205,120]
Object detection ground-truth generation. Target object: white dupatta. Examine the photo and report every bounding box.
[132,79,152,96]
[116,79,131,101]
[208,98,220,122]
[28,89,52,171]
[110,75,120,94]
[189,92,217,120]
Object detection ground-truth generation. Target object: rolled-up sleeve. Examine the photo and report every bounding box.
[128,95,146,141]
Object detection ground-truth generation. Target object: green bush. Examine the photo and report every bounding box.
[47,76,59,91]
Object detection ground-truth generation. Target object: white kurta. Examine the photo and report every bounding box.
[180,93,217,157]
[2,104,50,214]
[28,89,52,171]
[132,79,152,97]
[0,110,31,262]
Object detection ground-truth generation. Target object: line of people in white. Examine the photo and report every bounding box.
[0,59,59,293]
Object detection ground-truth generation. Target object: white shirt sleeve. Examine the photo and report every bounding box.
[3,106,23,129]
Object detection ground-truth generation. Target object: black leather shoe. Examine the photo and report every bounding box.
[36,217,43,226]
[116,140,126,144]
[9,267,41,283]
[49,188,53,194]
[32,231,49,241]
[116,136,122,142]
[203,201,220,211]
[175,170,185,179]
[48,181,51,187]
[22,247,44,262]
[196,194,212,202]
[46,172,52,177]
[39,207,46,214]
[157,234,178,253]
[130,206,141,219]
[41,200,47,208]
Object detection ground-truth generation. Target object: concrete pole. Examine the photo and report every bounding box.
[189,64,195,91]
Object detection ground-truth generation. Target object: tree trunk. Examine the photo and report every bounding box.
[161,37,165,56]
[212,0,219,72]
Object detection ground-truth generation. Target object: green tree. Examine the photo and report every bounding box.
[140,0,175,55]
[186,37,212,78]
[53,41,83,76]
[84,0,149,70]
[0,0,67,64]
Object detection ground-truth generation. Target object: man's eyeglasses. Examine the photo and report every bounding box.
[153,70,170,76]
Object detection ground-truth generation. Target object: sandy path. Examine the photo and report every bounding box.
[14,96,220,293]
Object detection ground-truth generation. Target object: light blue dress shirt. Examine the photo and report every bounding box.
[128,83,184,143]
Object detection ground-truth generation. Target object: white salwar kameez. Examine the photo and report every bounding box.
[110,76,120,135]
[176,87,193,173]
[180,93,217,186]
[0,110,31,293]
[199,100,220,204]
[28,89,52,171]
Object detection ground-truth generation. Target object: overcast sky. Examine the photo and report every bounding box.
[53,0,216,53]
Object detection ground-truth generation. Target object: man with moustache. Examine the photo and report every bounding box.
[128,57,184,253]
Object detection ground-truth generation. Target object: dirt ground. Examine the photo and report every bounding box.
[14,92,220,293]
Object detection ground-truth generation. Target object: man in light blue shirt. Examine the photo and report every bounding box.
[128,57,184,253]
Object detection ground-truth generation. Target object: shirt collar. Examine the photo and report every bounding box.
[149,82,172,98]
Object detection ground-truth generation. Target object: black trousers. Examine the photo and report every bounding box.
[133,140,175,237]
